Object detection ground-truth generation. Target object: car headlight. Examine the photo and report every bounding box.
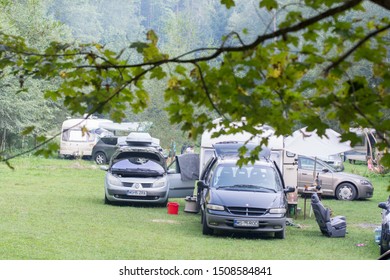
[152,178,166,188]
[206,204,225,211]
[269,208,287,214]
[360,179,371,185]
[107,174,123,187]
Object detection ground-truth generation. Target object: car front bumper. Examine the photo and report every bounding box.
[205,211,286,233]
[105,185,168,204]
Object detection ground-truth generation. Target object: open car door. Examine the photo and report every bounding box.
[167,153,200,198]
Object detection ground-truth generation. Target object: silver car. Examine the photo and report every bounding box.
[297,156,374,200]
[102,145,197,206]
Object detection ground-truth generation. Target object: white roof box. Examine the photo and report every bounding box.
[125,132,153,145]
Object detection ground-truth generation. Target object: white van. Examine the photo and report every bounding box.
[59,117,113,158]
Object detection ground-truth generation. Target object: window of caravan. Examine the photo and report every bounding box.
[62,129,96,142]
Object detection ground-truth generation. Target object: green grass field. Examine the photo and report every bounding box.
[0,156,389,260]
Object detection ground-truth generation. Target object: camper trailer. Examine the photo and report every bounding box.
[199,119,298,188]
[345,128,377,163]
[59,117,113,158]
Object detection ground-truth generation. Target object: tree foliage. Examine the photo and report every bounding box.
[0,0,72,154]
[0,0,389,169]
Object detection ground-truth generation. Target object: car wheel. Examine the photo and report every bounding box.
[94,152,107,165]
[275,228,285,239]
[202,212,213,235]
[104,193,111,205]
[159,199,168,207]
[336,183,357,201]
[380,230,388,255]
[380,243,387,255]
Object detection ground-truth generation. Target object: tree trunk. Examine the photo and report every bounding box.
[1,128,6,151]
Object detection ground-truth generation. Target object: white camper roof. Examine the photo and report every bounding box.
[201,118,283,149]
[61,118,113,130]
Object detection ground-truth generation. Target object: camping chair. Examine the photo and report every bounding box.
[311,193,347,237]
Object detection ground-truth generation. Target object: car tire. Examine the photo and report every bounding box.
[380,230,388,255]
[104,193,111,205]
[336,183,357,201]
[159,199,168,207]
[202,212,213,235]
[275,228,285,239]
[94,152,107,165]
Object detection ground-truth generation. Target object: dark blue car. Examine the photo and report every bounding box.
[197,142,295,239]
[378,196,390,258]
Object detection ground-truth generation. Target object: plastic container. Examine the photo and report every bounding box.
[184,196,198,213]
[167,202,179,215]
[374,226,381,244]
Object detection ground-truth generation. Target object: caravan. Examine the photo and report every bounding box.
[59,117,113,158]
[60,117,153,159]
[345,128,377,164]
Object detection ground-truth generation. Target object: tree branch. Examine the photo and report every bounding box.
[192,62,229,121]
[370,0,390,10]
[325,23,390,74]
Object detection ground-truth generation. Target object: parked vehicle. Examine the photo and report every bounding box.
[345,127,377,164]
[317,153,344,171]
[59,117,113,158]
[197,142,295,238]
[101,133,197,206]
[60,116,154,160]
[378,196,390,257]
[297,156,374,200]
[199,118,298,190]
[92,133,161,165]
[92,136,127,165]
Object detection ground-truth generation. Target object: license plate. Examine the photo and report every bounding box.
[234,220,259,228]
[127,190,147,196]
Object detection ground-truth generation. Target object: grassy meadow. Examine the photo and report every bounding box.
[0,156,389,260]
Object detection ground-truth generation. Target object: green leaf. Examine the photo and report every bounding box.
[21,126,35,136]
[146,30,159,46]
[150,66,166,80]
[129,42,149,54]
[259,0,278,11]
[220,0,235,9]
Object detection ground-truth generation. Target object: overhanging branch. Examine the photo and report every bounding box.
[325,23,390,74]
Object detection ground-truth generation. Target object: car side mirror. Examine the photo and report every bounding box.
[322,168,329,173]
[378,202,388,210]
[284,186,296,193]
[100,165,109,171]
[197,181,208,190]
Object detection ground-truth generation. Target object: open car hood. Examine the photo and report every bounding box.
[111,146,166,168]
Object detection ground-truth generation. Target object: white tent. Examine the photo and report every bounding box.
[285,127,351,157]
[285,127,352,180]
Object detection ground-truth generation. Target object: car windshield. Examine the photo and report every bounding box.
[211,164,282,192]
[111,157,165,177]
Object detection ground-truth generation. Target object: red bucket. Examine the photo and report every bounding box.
[167,202,179,215]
